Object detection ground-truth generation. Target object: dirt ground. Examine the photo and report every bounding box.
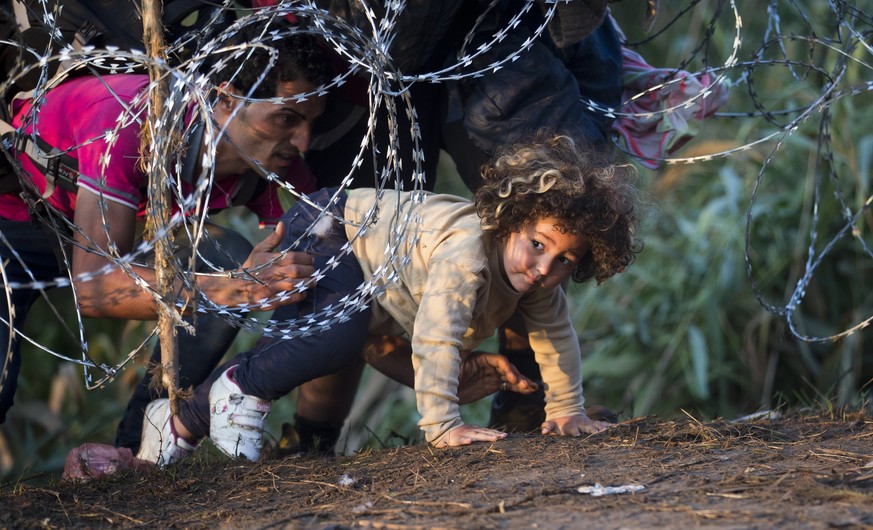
[1,409,871,529]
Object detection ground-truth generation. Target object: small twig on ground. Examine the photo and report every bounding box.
[33,487,71,524]
[379,492,472,509]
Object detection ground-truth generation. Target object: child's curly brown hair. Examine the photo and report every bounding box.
[475,130,640,284]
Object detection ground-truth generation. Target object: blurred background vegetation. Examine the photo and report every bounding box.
[3,0,872,483]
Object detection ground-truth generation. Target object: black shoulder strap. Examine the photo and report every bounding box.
[0,118,20,193]
[15,133,79,192]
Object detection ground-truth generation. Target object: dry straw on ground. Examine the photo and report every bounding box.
[1,408,871,529]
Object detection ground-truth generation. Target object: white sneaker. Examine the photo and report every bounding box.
[209,367,271,461]
[137,399,197,467]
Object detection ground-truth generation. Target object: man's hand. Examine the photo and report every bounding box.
[457,351,539,404]
[362,339,538,404]
[434,424,507,447]
[228,223,315,309]
[541,414,612,437]
[72,192,315,318]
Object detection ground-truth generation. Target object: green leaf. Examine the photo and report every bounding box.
[687,325,710,399]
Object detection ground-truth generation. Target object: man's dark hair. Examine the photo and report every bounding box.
[211,23,333,99]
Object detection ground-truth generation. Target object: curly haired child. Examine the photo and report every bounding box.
[136,130,640,465]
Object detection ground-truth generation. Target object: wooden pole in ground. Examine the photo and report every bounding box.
[141,0,180,414]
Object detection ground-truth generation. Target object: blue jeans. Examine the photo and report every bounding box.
[178,188,371,439]
[114,224,252,452]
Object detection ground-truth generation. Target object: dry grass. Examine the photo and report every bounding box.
[1,408,871,529]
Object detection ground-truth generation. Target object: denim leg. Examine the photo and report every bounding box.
[235,252,370,399]
[177,189,371,439]
[115,224,252,451]
[0,221,62,423]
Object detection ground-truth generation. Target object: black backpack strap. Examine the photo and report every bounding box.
[0,118,20,194]
[14,133,79,193]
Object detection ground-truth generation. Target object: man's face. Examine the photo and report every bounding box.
[214,78,325,176]
[500,217,589,293]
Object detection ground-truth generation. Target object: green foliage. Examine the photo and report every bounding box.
[566,0,873,423]
[569,156,761,418]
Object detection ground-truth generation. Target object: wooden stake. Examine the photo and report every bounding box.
[141,0,180,415]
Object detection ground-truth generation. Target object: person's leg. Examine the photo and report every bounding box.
[489,309,618,429]
[176,190,370,442]
[115,223,252,452]
[0,221,62,423]
[488,311,545,431]
[287,359,365,455]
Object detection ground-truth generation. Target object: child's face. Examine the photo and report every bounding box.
[500,217,589,293]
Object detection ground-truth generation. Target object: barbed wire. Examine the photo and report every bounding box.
[0,0,870,391]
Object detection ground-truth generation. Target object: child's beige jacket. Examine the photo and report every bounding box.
[344,188,586,445]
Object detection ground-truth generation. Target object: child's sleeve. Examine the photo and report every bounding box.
[410,258,487,446]
[519,287,587,421]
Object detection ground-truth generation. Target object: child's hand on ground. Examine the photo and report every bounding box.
[541,414,613,437]
[457,351,539,404]
[436,425,508,447]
